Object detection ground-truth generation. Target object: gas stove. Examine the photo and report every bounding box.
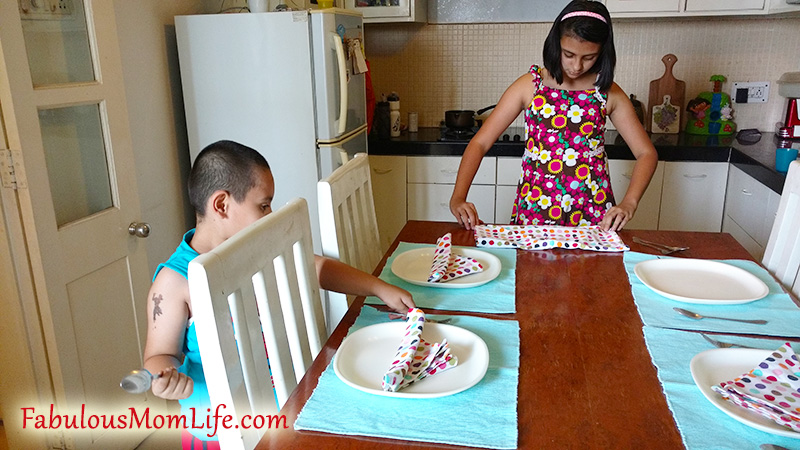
[437,125,525,142]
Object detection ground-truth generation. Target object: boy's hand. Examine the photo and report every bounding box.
[375,282,415,313]
[151,367,193,400]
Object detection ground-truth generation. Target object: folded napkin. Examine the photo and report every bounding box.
[711,342,800,432]
[428,233,484,283]
[474,224,628,252]
[381,308,458,392]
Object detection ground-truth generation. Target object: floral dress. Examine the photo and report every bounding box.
[510,65,615,227]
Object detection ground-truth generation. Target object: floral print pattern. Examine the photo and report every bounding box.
[511,65,615,227]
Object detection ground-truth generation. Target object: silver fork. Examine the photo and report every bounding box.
[632,237,689,255]
[701,333,759,349]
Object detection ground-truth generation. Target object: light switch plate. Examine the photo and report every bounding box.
[731,82,770,104]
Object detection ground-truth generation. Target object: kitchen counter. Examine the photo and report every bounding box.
[368,127,797,194]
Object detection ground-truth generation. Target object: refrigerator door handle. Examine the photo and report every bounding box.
[331,32,348,136]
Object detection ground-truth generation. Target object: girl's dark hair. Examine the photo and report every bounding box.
[543,0,615,92]
[188,140,271,217]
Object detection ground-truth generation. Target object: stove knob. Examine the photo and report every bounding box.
[502,134,510,141]
[513,134,521,141]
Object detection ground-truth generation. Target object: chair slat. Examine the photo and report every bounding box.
[763,160,800,298]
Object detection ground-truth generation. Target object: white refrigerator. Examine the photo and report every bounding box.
[175,9,368,254]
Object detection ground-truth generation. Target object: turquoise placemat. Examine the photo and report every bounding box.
[643,326,800,449]
[624,251,800,336]
[294,306,520,449]
[365,242,517,313]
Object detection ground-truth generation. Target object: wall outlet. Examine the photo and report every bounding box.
[731,81,770,104]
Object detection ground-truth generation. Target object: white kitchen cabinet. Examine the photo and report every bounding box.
[369,155,407,253]
[605,0,681,13]
[495,157,520,224]
[407,156,496,222]
[721,165,781,259]
[659,162,728,232]
[408,183,495,222]
[608,159,665,230]
[344,0,426,23]
[606,0,774,16]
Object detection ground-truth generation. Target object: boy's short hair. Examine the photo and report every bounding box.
[188,140,271,217]
[543,0,615,92]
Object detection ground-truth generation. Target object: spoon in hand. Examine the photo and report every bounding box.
[673,307,767,325]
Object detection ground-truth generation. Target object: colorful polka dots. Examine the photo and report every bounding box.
[474,224,628,252]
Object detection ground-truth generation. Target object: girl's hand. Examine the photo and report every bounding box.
[374,282,415,313]
[449,198,482,230]
[600,201,636,232]
[151,367,193,400]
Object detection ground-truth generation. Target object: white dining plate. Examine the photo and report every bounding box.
[633,258,769,304]
[390,247,502,288]
[333,322,489,398]
[690,348,800,439]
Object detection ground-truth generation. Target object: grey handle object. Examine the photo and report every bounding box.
[128,222,151,238]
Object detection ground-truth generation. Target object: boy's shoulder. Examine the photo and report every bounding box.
[150,266,190,305]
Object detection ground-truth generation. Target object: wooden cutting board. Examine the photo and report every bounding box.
[647,54,685,134]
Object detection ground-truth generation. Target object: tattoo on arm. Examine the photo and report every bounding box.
[152,293,163,322]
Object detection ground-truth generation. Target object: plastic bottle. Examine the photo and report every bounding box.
[388,92,401,137]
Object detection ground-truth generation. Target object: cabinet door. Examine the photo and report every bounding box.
[685,0,764,11]
[495,185,517,224]
[723,215,764,260]
[369,155,406,253]
[723,165,768,244]
[606,0,682,13]
[408,156,496,185]
[659,162,728,232]
[344,0,426,23]
[496,157,521,186]
[608,159,665,230]
[408,183,495,222]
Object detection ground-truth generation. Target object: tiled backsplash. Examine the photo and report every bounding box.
[365,16,800,132]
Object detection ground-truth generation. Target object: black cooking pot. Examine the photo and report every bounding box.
[445,104,497,129]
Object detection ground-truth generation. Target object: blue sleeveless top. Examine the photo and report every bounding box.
[154,229,213,441]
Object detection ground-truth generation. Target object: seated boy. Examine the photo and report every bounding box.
[143,140,414,449]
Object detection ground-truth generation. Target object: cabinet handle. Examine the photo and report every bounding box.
[683,174,708,180]
[741,189,753,196]
[440,202,449,208]
[623,172,633,179]
[440,169,459,175]
[373,168,392,175]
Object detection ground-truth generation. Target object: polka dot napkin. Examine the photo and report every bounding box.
[711,342,800,432]
[474,224,629,252]
[428,233,484,283]
[381,308,458,392]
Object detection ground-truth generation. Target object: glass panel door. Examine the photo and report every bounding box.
[38,104,113,227]
[19,0,95,86]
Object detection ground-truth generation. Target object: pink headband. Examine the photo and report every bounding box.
[561,11,607,23]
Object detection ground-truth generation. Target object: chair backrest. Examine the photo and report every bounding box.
[317,153,382,331]
[188,198,326,450]
[763,160,800,298]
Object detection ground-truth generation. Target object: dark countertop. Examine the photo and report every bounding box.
[368,127,799,194]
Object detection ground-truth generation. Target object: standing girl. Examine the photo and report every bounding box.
[449,0,657,232]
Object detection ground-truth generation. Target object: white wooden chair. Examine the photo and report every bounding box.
[763,160,800,298]
[317,153,382,332]
[188,198,326,450]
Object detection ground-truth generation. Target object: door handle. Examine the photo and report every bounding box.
[128,222,151,238]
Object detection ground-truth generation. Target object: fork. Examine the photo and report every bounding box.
[701,333,760,349]
[632,237,689,255]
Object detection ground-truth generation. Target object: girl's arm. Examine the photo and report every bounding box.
[602,83,659,231]
[315,255,414,313]
[143,268,194,400]
[450,73,535,230]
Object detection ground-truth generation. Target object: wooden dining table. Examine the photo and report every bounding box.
[255,220,799,450]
